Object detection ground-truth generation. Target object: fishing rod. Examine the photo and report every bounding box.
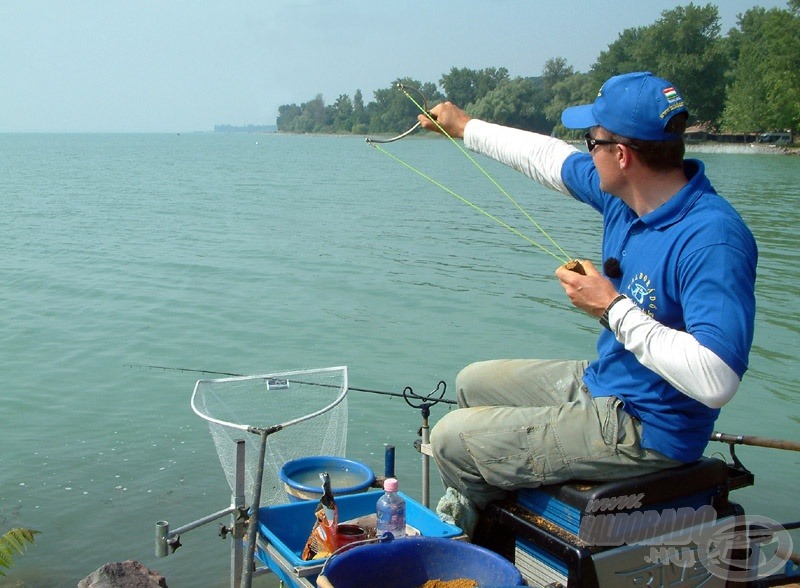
[710,431,800,452]
[128,364,799,453]
[123,363,458,405]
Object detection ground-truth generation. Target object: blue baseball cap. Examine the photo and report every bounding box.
[561,72,688,141]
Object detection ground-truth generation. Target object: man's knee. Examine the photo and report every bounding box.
[430,411,456,454]
[455,360,494,407]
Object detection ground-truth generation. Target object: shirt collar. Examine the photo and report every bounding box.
[639,159,710,229]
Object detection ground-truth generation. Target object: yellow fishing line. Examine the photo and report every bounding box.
[371,86,576,265]
[370,142,568,264]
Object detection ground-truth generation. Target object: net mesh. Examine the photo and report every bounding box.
[190,366,348,507]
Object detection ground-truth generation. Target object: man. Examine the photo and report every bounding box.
[420,72,757,536]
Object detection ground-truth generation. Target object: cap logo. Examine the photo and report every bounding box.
[659,86,685,120]
[663,86,680,102]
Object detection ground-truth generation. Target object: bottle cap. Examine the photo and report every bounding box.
[383,477,398,492]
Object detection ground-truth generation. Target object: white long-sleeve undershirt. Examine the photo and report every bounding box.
[464,118,740,409]
[464,119,578,196]
[608,298,740,409]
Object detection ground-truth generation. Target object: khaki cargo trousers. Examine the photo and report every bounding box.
[430,359,681,509]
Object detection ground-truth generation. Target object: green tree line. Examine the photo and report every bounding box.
[276,2,799,138]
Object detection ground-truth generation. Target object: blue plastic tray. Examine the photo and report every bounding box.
[257,489,461,572]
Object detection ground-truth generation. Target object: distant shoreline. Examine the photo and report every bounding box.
[214,124,277,133]
[686,143,797,155]
[262,131,799,155]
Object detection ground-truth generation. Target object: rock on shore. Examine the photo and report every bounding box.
[78,560,167,588]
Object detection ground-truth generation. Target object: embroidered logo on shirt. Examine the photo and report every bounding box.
[627,272,658,317]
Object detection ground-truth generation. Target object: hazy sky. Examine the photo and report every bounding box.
[1,0,789,133]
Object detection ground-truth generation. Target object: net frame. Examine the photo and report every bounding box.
[191,365,349,432]
[191,367,348,504]
[190,366,349,500]
[190,365,349,588]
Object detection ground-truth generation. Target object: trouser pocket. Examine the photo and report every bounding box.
[599,395,622,447]
[460,425,550,488]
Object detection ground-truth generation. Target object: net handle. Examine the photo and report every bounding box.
[189,366,349,432]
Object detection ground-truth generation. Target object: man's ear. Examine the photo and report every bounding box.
[618,143,636,168]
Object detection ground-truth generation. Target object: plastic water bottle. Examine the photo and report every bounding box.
[376,477,406,538]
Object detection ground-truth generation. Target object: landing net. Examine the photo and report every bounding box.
[190,366,348,507]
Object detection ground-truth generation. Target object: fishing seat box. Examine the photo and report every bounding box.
[478,457,751,588]
[256,489,463,587]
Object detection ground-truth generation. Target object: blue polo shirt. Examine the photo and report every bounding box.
[561,153,757,462]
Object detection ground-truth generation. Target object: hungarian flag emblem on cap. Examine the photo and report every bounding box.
[663,87,680,102]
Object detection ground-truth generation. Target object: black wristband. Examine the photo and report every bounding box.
[600,294,628,331]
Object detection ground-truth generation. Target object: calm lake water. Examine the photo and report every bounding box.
[1,133,797,587]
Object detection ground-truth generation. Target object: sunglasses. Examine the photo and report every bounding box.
[584,132,640,153]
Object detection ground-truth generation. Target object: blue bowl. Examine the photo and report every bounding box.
[279,456,375,502]
[319,536,524,587]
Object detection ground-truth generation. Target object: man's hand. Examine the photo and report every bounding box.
[418,102,471,138]
[555,259,620,318]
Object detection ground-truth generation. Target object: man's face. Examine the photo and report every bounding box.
[587,128,624,195]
